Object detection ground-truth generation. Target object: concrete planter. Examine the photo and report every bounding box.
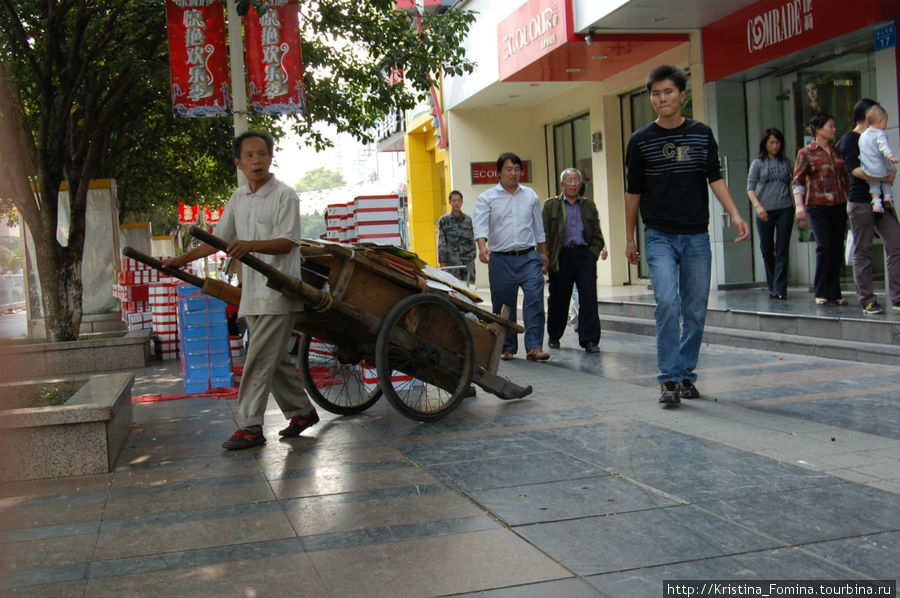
[0,372,134,481]
[0,328,150,379]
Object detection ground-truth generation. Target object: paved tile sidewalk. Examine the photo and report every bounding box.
[1,330,898,597]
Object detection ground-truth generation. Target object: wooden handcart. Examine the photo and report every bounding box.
[125,227,531,422]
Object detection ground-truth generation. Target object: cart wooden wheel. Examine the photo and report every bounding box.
[375,293,474,421]
[298,334,382,415]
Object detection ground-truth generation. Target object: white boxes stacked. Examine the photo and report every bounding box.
[354,195,401,245]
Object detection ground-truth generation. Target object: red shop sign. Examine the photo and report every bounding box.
[702,0,886,82]
[245,0,307,115]
[470,161,532,185]
[165,0,230,118]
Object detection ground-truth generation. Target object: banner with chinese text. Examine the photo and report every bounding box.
[166,0,230,117]
[244,0,307,115]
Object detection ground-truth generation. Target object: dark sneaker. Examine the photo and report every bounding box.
[863,301,884,315]
[278,411,320,438]
[462,385,477,398]
[583,342,600,353]
[548,339,561,349]
[659,381,681,405]
[223,427,266,450]
[680,379,700,399]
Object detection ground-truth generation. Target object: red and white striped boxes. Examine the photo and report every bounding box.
[354,195,401,246]
[149,281,180,360]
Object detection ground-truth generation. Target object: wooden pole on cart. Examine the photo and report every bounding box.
[121,247,242,307]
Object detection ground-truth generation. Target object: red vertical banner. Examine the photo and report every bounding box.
[245,0,307,115]
[166,0,230,117]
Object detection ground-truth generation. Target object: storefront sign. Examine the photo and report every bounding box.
[245,0,307,115]
[497,0,572,81]
[165,0,230,117]
[703,0,885,81]
[470,161,532,185]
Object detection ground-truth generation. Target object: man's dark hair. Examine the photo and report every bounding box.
[233,130,275,159]
[646,64,688,93]
[757,128,786,160]
[496,152,523,172]
[448,190,463,200]
[852,98,879,124]
[808,113,834,136]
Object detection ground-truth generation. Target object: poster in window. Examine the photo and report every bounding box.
[795,71,860,146]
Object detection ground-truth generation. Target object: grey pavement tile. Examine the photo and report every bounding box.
[83,552,327,598]
[2,533,98,571]
[0,491,107,530]
[622,453,838,502]
[101,474,276,519]
[261,456,413,482]
[1,520,98,542]
[695,482,900,545]
[255,442,402,473]
[469,475,675,526]
[514,505,781,576]
[523,421,755,473]
[306,528,570,598]
[396,433,551,466]
[270,461,441,500]
[87,537,302,578]
[427,450,604,493]
[3,563,88,591]
[93,501,296,561]
[110,453,262,487]
[445,577,604,597]
[766,395,900,440]
[0,473,113,500]
[300,514,500,552]
[586,546,867,598]
[803,532,900,580]
[0,579,87,597]
[284,486,485,537]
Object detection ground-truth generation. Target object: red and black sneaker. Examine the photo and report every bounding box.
[278,411,320,438]
[222,427,266,450]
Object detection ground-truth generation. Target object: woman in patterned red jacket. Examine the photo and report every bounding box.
[792,113,851,306]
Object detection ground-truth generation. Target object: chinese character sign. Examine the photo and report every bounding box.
[245,0,307,115]
[166,0,230,117]
[178,201,200,224]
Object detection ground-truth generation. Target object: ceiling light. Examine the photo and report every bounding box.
[651,16,669,23]
[566,68,581,73]
[592,54,608,60]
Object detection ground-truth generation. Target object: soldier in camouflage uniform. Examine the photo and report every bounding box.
[438,190,477,285]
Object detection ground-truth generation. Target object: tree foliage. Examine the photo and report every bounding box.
[294,167,345,193]
[0,0,474,341]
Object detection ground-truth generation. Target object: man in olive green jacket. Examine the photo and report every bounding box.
[542,168,607,352]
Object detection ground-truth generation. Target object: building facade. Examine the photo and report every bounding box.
[420,0,900,290]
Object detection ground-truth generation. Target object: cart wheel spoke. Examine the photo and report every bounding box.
[298,334,381,415]
[376,294,474,422]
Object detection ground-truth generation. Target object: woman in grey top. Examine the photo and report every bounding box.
[747,128,795,299]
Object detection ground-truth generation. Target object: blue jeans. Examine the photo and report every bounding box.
[644,229,711,384]
[488,250,545,353]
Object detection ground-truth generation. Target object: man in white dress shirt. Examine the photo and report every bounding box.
[164,131,319,450]
[473,152,550,361]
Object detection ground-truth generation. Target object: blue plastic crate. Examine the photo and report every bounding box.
[183,378,211,394]
[209,375,234,389]
[179,310,227,327]
[181,336,231,356]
